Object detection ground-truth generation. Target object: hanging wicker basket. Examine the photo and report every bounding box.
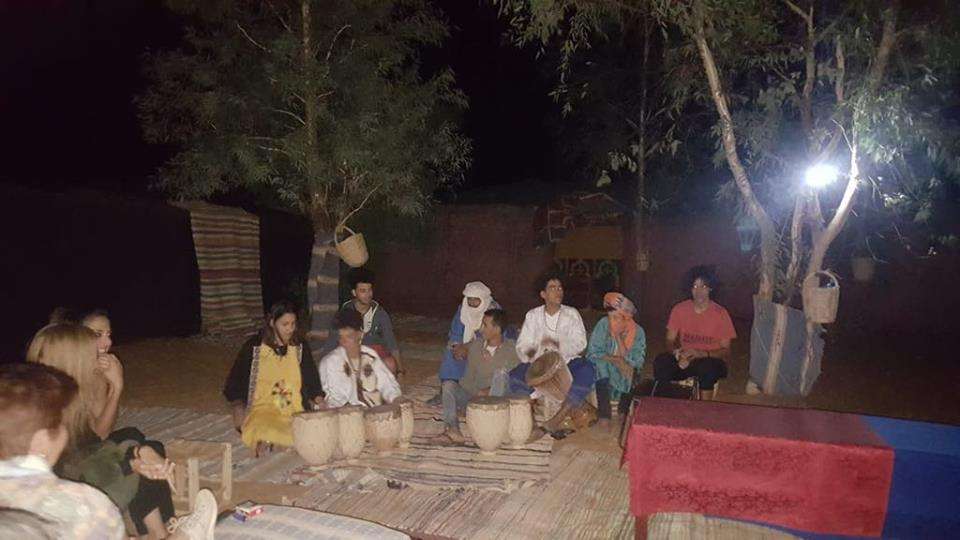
[335,225,369,268]
[802,270,840,324]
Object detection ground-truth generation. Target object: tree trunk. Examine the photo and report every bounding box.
[632,12,651,306]
[692,21,777,300]
[307,229,340,363]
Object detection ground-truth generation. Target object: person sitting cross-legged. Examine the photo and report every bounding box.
[224,301,324,456]
[653,265,736,400]
[587,292,646,430]
[509,273,595,439]
[430,309,520,445]
[319,310,401,408]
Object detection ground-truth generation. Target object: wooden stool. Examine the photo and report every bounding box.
[166,439,232,513]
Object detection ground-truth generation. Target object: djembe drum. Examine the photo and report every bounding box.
[505,397,533,448]
[394,397,415,449]
[466,396,509,455]
[526,351,573,402]
[337,405,366,462]
[292,409,339,465]
[364,403,401,455]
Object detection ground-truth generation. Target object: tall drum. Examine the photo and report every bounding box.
[505,397,533,448]
[337,405,366,462]
[466,396,509,456]
[394,397,415,449]
[364,403,401,456]
[292,409,339,466]
[526,351,573,402]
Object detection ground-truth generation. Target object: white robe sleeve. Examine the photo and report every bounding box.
[562,307,588,361]
[320,350,354,408]
[375,358,402,403]
[515,309,540,363]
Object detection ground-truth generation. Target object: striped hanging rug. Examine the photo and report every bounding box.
[175,201,263,336]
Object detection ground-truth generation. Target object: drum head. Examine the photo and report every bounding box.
[526,351,563,386]
[337,405,365,416]
[295,409,337,419]
[468,396,507,408]
[365,403,400,418]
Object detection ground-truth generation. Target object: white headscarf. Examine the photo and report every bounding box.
[460,281,493,344]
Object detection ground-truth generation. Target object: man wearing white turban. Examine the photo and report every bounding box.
[437,281,499,383]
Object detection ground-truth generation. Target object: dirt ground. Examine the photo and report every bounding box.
[117,313,960,426]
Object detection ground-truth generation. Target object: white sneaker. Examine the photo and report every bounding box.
[172,488,218,540]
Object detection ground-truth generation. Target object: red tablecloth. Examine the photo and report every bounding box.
[627,398,893,537]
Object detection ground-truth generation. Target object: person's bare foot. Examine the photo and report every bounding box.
[596,418,613,433]
[255,441,274,458]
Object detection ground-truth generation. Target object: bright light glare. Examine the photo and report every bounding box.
[805,164,839,188]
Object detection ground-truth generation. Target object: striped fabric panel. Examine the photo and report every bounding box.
[175,201,263,336]
[308,231,339,361]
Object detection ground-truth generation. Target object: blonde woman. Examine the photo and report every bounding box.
[27,323,177,539]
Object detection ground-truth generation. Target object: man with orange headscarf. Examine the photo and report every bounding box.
[587,292,646,428]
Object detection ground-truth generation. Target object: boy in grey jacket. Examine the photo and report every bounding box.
[322,268,403,374]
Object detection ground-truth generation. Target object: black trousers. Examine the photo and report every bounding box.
[595,378,633,419]
[652,352,727,391]
[108,427,175,535]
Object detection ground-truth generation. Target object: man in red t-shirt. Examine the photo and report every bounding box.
[654,265,736,399]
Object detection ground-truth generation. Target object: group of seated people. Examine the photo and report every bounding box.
[224,264,736,453]
[1,310,217,539]
[0,263,734,537]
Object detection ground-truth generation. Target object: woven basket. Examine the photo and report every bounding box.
[335,225,369,268]
[802,270,839,324]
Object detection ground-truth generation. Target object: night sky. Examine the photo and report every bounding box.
[0,0,558,196]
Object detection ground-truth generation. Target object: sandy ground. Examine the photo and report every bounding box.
[117,312,960,426]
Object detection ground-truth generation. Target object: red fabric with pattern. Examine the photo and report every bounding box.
[627,398,893,537]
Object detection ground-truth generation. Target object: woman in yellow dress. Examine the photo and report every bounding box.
[223,302,323,455]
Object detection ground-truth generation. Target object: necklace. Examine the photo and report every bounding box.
[543,306,561,333]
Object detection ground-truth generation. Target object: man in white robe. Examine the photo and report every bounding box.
[320,310,401,408]
[509,273,595,434]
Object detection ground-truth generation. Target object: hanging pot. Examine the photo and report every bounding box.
[335,225,369,268]
[802,270,840,324]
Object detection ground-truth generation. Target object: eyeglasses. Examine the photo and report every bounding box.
[692,284,711,290]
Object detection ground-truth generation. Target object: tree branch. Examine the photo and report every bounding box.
[267,107,307,126]
[782,0,811,24]
[325,24,351,62]
[236,22,269,52]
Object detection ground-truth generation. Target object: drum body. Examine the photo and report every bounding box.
[292,410,339,465]
[526,351,573,402]
[395,398,415,449]
[337,405,366,461]
[364,403,401,455]
[505,397,533,448]
[466,396,509,455]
